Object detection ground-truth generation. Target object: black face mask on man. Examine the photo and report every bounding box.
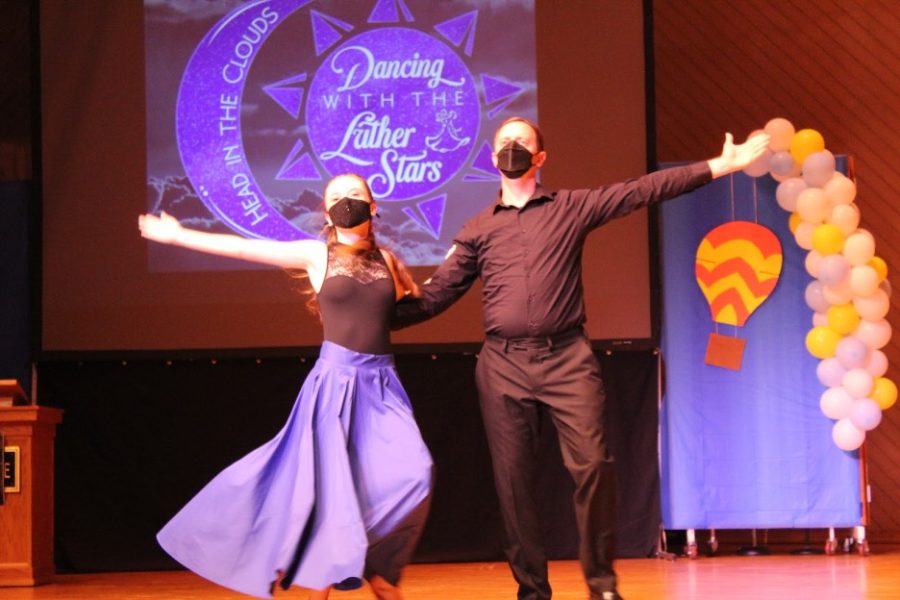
[328,197,372,228]
[495,141,534,179]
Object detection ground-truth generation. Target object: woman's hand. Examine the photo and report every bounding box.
[139,211,182,244]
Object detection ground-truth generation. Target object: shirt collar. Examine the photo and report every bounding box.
[492,184,552,214]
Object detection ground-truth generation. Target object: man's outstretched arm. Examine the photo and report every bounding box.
[392,237,479,330]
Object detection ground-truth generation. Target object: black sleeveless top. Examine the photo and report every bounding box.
[317,246,395,355]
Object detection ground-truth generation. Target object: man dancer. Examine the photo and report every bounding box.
[394,117,769,599]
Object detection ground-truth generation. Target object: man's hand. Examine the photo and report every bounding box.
[708,132,771,178]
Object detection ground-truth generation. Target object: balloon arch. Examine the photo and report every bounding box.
[741,118,896,451]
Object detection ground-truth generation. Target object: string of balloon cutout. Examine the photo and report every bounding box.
[737,118,896,451]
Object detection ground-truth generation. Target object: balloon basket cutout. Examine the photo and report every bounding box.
[696,221,783,370]
[745,117,895,451]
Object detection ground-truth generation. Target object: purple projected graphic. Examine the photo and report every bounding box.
[146,0,536,268]
[307,28,479,204]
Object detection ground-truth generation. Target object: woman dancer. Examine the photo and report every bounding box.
[139,174,433,600]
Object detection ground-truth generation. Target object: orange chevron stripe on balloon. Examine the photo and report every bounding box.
[695,221,783,326]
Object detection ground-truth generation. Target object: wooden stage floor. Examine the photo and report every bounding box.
[1,553,898,600]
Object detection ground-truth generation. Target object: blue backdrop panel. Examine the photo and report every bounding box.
[659,164,861,529]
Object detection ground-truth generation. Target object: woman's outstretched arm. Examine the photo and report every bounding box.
[139,211,324,271]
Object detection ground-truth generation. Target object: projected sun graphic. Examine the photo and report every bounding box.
[164,0,536,267]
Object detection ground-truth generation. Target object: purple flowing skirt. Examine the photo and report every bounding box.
[157,342,433,598]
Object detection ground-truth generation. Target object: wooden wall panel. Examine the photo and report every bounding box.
[654,0,900,540]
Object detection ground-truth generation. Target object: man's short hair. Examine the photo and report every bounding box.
[494,116,544,152]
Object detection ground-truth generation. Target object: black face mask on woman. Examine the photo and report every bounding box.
[495,141,534,179]
[328,197,372,228]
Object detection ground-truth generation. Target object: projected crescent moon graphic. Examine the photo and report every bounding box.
[176,0,315,240]
[175,0,528,248]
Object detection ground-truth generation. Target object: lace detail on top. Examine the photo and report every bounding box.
[325,247,391,285]
[318,245,395,355]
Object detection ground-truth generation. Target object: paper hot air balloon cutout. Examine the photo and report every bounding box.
[695,221,783,370]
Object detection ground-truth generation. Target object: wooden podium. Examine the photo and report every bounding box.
[0,406,63,586]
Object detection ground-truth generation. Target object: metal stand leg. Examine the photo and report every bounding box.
[656,529,678,560]
[824,527,838,555]
[791,528,824,555]
[707,528,719,556]
[685,529,698,559]
[737,528,770,556]
[854,525,870,556]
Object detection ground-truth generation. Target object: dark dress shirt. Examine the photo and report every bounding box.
[393,161,713,338]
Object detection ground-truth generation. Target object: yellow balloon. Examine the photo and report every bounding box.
[869,256,888,282]
[790,128,826,165]
[811,223,845,255]
[871,377,898,410]
[788,212,801,233]
[827,303,860,335]
[805,326,842,359]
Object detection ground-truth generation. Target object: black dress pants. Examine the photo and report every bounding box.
[475,331,617,600]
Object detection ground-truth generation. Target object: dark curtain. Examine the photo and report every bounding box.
[38,348,659,573]
[0,181,31,391]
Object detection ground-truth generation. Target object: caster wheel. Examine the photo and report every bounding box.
[856,539,870,556]
[707,539,719,556]
[824,539,837,555]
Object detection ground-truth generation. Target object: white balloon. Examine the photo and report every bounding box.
[776,177,808,213]
[835,335,870,369]
[823,281,854,305]
[796,188,831,224]
[805,281,831,313]
[848,265,880,297]
[765,117,796,151]
[842,368,874,399]
[817,357,848,387]
[817,254,851,286]
[843,229,876,266]
[743,147,773,177]
[802,150,836,188]
[827,203,860,236]
[863,349,889,378]
[805,250,823,278]
[770,150,798,177]
[848,397,882,431]
[812,311,829,327]
[854,318,892,349]
[832,418,866,451]
[854,289,890,321]
[772,164,802,182]
[823,172,856,205]
[820,386,854,419]
[794,221,815,250]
